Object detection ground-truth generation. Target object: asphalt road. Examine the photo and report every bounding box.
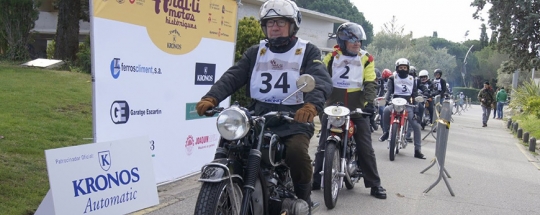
[131,104,540,215]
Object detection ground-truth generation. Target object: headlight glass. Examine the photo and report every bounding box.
[393,104,405,112]
[216,106,250,140]
[328,116,346,127]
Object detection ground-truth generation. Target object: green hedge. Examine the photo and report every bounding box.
[452,87,480,103]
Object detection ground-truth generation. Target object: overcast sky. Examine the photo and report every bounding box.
[351,0,492,43]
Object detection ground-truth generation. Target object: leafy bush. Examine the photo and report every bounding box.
[452,87,480,102]
[75,36,91,74]
[524,97,540,119]
[509,80,540,112]
[46,40,55,59]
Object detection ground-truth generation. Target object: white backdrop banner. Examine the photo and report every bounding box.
[90,0,237,184]
[40,136,159,215]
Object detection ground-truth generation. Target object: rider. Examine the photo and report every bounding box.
[378,69,392,126]
[312,22,387,199]
[409,66,417,78]
[378,58,425,159]
[418,70,434,124]
[431,69,447,105]
[195,0,332,211]
[369,68,382,131]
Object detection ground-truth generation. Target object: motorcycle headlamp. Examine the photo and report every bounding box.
[324,106,350,127]
[391,98,407,113]
[328,116,346,127]
[216,106,250,140]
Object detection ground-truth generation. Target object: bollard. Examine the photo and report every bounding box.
[517,128,523,139]
[507,119,512,129]
[513,122,519,133]
[523,132,530,143]
[529,137,537,152]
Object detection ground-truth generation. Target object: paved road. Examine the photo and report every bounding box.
[132,104,540,215]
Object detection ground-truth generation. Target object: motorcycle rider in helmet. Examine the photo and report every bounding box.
[418,70,434,125]
[312,22,387,199]
[432,69,447,105]
[378,58,425,159]
[378,69,392,127]
[196,0,332,212]
[369,68,382,131]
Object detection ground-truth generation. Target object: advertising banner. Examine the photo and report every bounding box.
[38,136,159,215]
[91,0,238,184]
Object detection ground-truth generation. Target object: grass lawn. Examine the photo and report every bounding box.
[0,63,93,214]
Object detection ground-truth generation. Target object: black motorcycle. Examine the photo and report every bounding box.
[193,74,317,215]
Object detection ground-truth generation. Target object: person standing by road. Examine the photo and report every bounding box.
[496,87,507,119]
[478,81,495,127]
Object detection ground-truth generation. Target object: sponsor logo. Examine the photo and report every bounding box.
[110,100,163,124]
[98,151,112,171]
[110,58,161,79]
[153,0,200,30]
[167,29,182,50]
[194,63,216,85]
[185,134,219,155]
[270,60,283,70]
[129,0,144,5]
[117,0,125,3]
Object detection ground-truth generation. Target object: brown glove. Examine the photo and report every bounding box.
[196,97,218,116]
[294,103,318,123]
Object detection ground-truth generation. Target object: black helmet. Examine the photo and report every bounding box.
[434,69,442,77]
[336,22,366,56]
[375,68,381,80]
[409,66,417,77]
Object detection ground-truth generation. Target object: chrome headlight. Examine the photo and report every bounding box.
[328,116,346,127]
[393,104,405,112]
[216,106,250,140]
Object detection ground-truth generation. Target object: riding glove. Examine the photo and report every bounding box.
[196,97,218,116]
[294,103,317,123]
[362,103,375,117]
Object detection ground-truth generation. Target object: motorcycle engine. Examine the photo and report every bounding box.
[280,198,310,215]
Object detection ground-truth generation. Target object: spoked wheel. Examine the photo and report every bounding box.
[389,122,399,161]
[323,142,340,209]
[194,180,244,215]
[344,138,357,190]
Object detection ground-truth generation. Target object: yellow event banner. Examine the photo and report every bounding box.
[93,0,238,55]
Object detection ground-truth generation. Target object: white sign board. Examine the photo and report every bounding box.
[39,136,159,215]
[90,0,237,184]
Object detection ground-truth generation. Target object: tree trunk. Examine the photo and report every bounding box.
[54,0,81,61]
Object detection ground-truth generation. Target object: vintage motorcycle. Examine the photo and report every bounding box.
[193,74,317,215]
[373,96,386,127]
[318,104,369,209]
[385,96,423,161]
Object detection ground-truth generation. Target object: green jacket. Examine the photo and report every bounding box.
[478,88,494,107]
[322,46,377,118]
[496,89,508,102]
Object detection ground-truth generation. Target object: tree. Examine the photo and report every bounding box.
[294,0,374,45]
[53,0,81,61]
[433,31,438,38]
[230,17,266,106]
[382,16,405,35]
[472,0,540,73]
[0,0,40,60]
[473,45,508,88]
[479,24,489,48]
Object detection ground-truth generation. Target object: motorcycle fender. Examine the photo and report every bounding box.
[198,158,243,183]
[326,135,341,143]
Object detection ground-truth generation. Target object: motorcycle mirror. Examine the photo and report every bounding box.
[296,74,316,93]
[415,96,425,103]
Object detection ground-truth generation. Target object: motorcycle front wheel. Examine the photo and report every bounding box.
[323,142,340,209]
[389,122,399,161]
[194,180,244,215]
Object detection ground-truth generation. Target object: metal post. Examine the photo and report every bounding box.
[420,100,455,196]
[523,132,530,143]
[529,137,537,152]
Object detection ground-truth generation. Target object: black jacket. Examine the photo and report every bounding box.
[202,38,333,138]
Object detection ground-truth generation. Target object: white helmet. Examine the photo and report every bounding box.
[259,0,301,36]
[419,70,429,77]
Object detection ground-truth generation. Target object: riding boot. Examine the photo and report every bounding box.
[311,151,324,190]
[294,182,319,215]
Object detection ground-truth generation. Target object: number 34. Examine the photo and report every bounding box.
[259,72,291,93]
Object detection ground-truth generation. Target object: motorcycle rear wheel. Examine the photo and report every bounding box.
[323,142,340,209]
